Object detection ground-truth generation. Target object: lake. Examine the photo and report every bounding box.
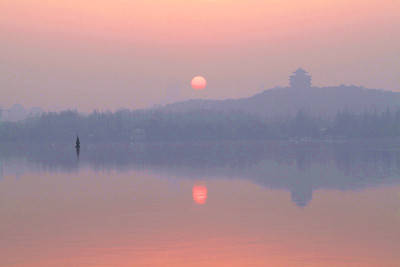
[1,141,399,266]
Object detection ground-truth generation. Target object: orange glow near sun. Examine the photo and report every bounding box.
[193,185,208,204]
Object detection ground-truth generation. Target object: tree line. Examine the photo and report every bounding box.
[1,108,400,143]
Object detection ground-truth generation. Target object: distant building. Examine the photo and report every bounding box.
[289,68,312,88]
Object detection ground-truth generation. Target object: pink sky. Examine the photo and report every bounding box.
[0,0,399,111]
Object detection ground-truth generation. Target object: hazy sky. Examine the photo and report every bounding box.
[1,0,399,111]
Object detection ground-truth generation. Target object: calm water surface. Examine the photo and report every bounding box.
[0,142,399,266]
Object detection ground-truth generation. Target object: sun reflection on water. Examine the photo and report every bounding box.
[193,185,208,205]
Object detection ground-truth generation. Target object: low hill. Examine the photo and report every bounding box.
[162,69,400,118]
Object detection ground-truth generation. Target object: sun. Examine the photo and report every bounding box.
[191,76,207,90]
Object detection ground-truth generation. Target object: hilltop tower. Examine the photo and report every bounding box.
[290,68,312,88]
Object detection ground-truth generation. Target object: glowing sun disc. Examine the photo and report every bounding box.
[191,76,207,90]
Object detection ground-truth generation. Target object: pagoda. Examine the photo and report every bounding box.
[289,68,312,88]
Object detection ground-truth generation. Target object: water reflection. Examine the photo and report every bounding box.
[290,180,312,207]
[0,141,400,208]
[193,185,208,205]
[0,160,3,181]
[76,146,80,160]
[1,141,400,266]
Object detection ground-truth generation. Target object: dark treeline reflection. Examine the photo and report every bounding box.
[2,109,400,143]
[1,141,400,207]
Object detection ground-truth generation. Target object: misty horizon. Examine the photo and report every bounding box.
[1,68,399,114]
[2,0,400,112]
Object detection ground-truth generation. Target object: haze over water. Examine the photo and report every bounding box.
[1,141,399,266]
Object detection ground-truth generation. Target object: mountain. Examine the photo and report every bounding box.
[162,69,400,118]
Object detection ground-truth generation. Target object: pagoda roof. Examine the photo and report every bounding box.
[292,68,309,75]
